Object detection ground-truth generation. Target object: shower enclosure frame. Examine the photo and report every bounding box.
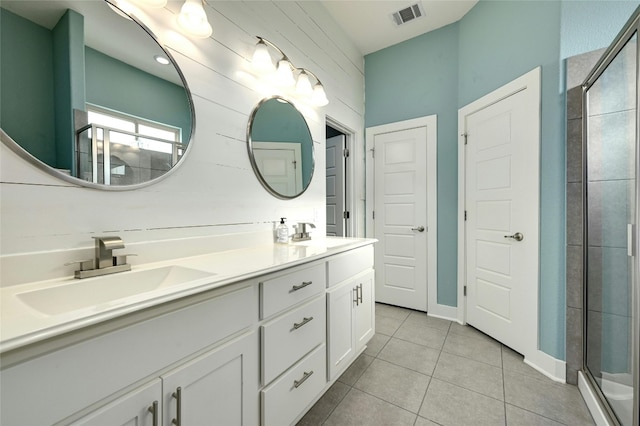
[582,8,640,426]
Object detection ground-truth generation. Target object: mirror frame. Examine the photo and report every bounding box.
[246,95,315,199]
[0,0,196,191]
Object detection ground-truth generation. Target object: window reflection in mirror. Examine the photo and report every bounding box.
[0,0,193,188]
[247,97,314,199]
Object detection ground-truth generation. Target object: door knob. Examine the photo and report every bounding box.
[411,226,425,232]
[504,232,524,241]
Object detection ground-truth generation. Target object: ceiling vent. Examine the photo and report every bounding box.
[391,3,424,26]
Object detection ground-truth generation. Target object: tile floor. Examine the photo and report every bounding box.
[298,303,595,426]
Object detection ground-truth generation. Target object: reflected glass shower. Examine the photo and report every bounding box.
[584,15,639,426]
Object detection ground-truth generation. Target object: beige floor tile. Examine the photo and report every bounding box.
[296,381,350,426]
[419,378,505,426]
[324,388,417,426]
[504,369,595,425]
[378,337,440,376]
[394,320,448,350]
[337,353,374,386]
[433,351,504,401]
[364,333,390,357]
[442,330,502,367]
[505,404,565,426]
[354,358,430,413]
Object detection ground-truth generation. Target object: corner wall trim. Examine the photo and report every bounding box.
[524,349,567,383]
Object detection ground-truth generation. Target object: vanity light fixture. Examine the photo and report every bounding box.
[251,36,329,106]
[177,0,212,39]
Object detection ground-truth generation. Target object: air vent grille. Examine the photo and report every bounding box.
[391,3,425,26]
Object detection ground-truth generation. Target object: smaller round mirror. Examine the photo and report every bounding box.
[247,96,314,199]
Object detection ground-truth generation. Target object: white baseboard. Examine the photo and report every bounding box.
[524,349,566,383]
[578,371,612,426]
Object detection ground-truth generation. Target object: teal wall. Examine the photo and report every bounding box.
[364,0,637,360]
[52,9,85,173]
[251,99,314,188]
[0,8,56,166]
[365,23,459,307]
[85,48,191,140]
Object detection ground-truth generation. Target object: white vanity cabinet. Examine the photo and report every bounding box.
[0,284,260,426]
[73,331,258,426]
[258,263,327,426]
[0,240,376,426]
[71,379,162,426]
[327,247,375,381]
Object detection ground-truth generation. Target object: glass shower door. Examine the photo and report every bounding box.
[584,31,637,426]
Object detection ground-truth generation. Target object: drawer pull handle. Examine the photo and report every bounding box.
[172,387,182,426]
[148,400,159,426]
[293,316,314,329]
[292,281,313,291]
[294,370,314,388]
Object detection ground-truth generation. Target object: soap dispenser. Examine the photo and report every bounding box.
[276,218,289,243]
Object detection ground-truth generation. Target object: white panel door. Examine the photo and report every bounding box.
[462,77,539,356]
[252,142,302,195]
[374,127,428,311]
[326,135,345,236]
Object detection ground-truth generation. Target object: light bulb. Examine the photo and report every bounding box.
[312,83,328,106]
[252,40,275,73]
[177,0,212,38]
[296,71,313,96]
[275,60,295,87]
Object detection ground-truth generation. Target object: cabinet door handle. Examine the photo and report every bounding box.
[294,370,314,388]
[353,287,359,305]
[291,281,313,291]
[148,400,158,426]
[358,283,363,304]
[171,387,182,426]
[293,316,313,329]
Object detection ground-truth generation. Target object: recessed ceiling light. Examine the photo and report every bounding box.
[154,55,171,65]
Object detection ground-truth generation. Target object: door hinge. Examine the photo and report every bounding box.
[343,148,350,158]
[462,133,468,145]
[372,211,375,219]
[369,148,375,158]
[343,211,350,219]
[464,210,467,221]
[464,285,467,296]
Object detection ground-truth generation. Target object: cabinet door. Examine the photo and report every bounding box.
[71,379,162,426]
[162,331,259,426]
[354,270,375,353]
[327,280,356,381]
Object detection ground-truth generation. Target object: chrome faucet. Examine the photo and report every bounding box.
[67,236,132,279]
[292,222,316,242]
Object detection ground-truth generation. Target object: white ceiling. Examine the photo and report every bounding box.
[320,0,478,55]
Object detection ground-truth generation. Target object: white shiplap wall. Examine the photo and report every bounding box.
[0,1,364,285]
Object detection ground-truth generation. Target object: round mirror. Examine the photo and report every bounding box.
[247,96,315,199]
[0,0,194,189]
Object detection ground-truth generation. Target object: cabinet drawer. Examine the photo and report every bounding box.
[260,263,325,319]
[327,245,374,287]
[261,296,326,385]
[261,344,326,426]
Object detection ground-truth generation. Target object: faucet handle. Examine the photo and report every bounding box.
[65,259,95,271]
[114,253,137,266]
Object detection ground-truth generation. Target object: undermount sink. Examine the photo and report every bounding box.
[17,266,214,316]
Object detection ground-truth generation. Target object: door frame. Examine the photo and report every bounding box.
[365,115,439,315]
[457,68,561,379]
[326,116,358,237]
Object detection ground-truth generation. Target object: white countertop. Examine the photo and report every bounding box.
[0,237,375,353]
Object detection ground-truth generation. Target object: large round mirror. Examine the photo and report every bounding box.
[0,0,193,189]
[247,96,314,199]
